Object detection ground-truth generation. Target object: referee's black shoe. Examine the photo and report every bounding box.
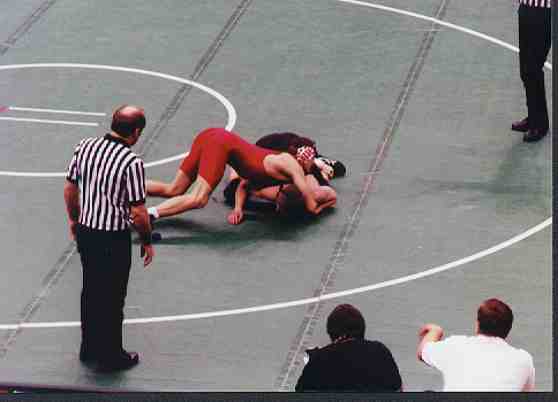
[97,351,139,372]
[79,347,97,364]
[523,128,548,143]
[511,117,529,133]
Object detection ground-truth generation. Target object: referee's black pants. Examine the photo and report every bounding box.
[76,224,132,363]
[518,4,552,131]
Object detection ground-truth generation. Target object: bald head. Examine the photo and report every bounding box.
[111,105,146,138]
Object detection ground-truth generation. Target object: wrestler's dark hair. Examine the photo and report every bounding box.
[223,178,241,206]
[327,304,366,341]
[111,105,146,137]
[477,298,513,339]
[310,163,329,186]
[255,132,317,157]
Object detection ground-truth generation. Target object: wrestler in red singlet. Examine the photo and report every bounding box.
[179,128,284,189]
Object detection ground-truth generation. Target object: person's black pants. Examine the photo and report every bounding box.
[76,225,132,363]
[519,4,552,130]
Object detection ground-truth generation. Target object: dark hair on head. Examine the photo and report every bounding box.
[310,163,329,186]
[223,178,241,206]
[111,105,146,137]
[477,298,513,338]
[327,304,366,341]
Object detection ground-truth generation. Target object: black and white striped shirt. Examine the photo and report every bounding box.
[519,0,552,7]
[66,134,146,231]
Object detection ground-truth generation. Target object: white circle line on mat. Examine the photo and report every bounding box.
[0,3,551,330]
[0,63,236,177]
[0,217,550,330]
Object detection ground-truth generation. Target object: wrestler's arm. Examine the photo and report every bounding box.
[278,157,320,215]
[227,178,249,225]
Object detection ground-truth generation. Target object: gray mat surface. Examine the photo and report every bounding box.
[0,0,551,393]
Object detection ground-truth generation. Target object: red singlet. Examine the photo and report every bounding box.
[179,128,282,189]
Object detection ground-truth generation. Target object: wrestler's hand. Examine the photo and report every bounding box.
[227,209,244,225]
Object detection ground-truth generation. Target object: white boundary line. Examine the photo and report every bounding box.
[337,0,552,70]
[0,3,550,178]
[0,217,550,330]
[0,116,98,127]
[0,2,551,330]
[7,106,106,116]
[0,63,236,177]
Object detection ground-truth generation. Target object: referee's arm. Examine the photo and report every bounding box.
[63,179,80,240]
[130,202,154,267]
[127,158,154,267]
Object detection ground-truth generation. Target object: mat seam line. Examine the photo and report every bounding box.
[0,0,254,358]
[0,244,76,358]
[0,0,57,56]
[136,0,254,158]
[274,0,450,390]
[0,0,64,358]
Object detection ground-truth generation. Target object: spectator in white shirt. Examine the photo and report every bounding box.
[416,298,535,392]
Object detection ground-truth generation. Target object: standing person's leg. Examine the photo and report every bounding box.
[514,4,533,132]
[76,225,100,362]
[520,6,551,142]
[110,230,133,357]
[529,8,551,131]
[76,227,126,368]
[96,230,137,369]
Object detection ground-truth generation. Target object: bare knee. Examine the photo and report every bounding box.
[190,193,210,209]
[166,170,193,197]
[167,182,186,197]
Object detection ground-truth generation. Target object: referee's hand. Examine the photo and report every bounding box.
[141,243,155,267]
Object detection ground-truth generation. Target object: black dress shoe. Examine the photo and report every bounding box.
[79,345,97,363]
[512,117,529,132]
[97,351,139,372]
[523,128,548,143]
[79,351,97,364]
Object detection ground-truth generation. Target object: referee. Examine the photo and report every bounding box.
[512,0,552,142]
[64,105,155,371]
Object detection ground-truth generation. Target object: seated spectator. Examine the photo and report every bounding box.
[417,298,535,392]
[295,304,402,392]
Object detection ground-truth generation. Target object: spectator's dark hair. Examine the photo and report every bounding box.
[327,304,366,341]
[477,298,513,339]
[223,178,241,206]
[111,105,146,137]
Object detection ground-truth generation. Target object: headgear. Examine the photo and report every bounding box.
[295,146,316,164]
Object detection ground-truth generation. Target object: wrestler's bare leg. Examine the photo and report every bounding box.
[152,176,213,218]
[147,169,193,198]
